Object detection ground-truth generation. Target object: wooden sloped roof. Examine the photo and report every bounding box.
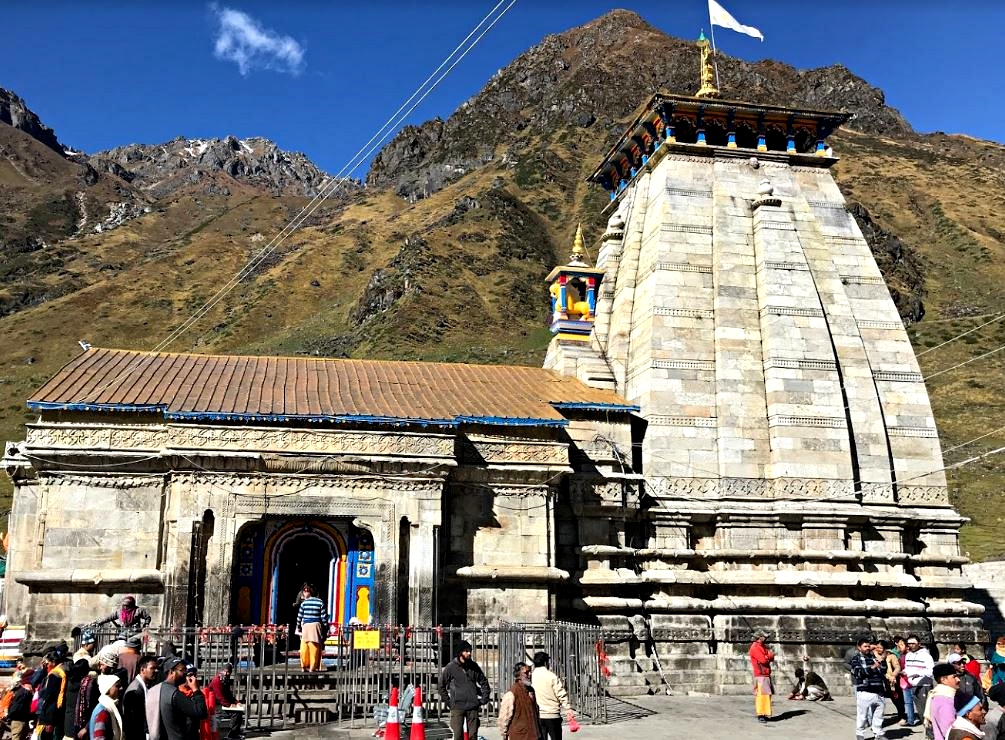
[28,348,636,428]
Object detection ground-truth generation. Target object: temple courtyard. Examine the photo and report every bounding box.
[274,693,920,739]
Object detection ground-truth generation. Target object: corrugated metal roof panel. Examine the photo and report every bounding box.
[29,348,637,427]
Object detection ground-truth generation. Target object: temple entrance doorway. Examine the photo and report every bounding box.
[231,519,378,628]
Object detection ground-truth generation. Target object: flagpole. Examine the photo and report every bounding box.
[707,3,721,90]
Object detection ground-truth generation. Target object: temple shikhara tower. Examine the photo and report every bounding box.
[543,39,985,692]
[1,37,986,696]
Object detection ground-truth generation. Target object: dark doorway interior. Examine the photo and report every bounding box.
[277,532,334,633]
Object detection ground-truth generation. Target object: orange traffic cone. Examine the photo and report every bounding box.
[385,686,400,740]
[463,717,469,740]
[408,686,425,740]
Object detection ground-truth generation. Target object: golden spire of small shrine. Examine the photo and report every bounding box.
[695,32,719,99]
[569,224,588,266]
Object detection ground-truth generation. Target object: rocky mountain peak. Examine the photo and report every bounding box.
[88,135,341,199]
[367,11,911,199]
[0,87,65,155]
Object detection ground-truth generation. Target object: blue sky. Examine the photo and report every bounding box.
[3,1,1003,176]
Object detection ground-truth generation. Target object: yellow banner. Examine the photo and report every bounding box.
[352,629,380,650]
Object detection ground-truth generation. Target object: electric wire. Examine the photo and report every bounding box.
[924,342,1005,381]
[65,0,518,407]
[916,311,1005,357]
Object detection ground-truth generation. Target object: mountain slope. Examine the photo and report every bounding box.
[1,11,1003,559]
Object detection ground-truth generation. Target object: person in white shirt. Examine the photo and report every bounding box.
[902,635,934,726]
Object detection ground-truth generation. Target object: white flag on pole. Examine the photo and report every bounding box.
[708,0,764,41]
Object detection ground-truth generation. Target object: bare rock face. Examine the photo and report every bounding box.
[367,9,911,200]
[0,87,66,155]
[89,135,346,199]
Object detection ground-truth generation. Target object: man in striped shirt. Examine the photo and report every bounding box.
[296,585,329,672]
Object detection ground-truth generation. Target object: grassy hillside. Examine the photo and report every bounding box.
[3,125,1004,561]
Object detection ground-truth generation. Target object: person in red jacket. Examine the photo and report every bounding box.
[749,630,776,723]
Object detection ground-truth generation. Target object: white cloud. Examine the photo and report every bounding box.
[210,4,305,76]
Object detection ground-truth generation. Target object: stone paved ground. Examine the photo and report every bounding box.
[263,694,927,740]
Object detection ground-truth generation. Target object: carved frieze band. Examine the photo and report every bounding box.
[661,224,713,235]
[768,415,846,429]
[653,359,716,371]
[887,427,939,438]
[43,473,165,489]
[760,306,824,318]
[805,200,848,211]
[651,262,713,274]
[840,275,887,286]
[170,471,442,495]
[665,185,712,198]
[763,261,809,271]
[897,485,950,505]
[857,320,904,330]
[763,357,836,372]
[465,436,570,466]
[647,416,717,428]
[26,424,455,459]
[653,307,714,319]
[647,477,855,500]
[873,371,924,383]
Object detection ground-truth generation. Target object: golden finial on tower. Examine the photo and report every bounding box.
[569,224,588,266]
[695,32,719,99]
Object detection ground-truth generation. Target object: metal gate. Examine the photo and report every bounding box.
[72,622,608,730]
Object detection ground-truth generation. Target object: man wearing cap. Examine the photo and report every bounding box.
[38,646,72,740]
[73,631,98,668]
[118,636,143,686]
[532,652,572,740]
[924,664,962,740]
[949,652,985,705]
[88,674,122,740]
[157,657,207,740]
[849,635,888,740]
[439,640,490,740]
[948,692,987,740]
[985,683,1005,740]
[749,630,775,724]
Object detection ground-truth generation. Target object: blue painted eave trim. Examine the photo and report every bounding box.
[27,402,569,429]
[28,401,168,413]
[551,401,640,413]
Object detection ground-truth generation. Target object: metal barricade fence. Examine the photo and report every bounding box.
[70,622,608,730]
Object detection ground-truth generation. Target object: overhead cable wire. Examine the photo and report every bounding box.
[924,342,1005,381]
[68,0,518,405]
[916,311,1005,357]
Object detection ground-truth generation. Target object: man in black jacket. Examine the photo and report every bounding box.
[439,640,491,740]
[158,657,207,740]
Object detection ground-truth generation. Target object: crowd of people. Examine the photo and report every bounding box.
[0,598,242,740]
[748,630,1005,740]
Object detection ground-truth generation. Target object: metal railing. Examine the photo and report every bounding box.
[71,622,609,730]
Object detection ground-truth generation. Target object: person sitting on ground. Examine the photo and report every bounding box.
[787,664,832,701]
[498,662,542,740]
[948,692,987,740]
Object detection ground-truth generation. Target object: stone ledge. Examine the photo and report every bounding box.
[451,565,569,583]
[17,568,164,590]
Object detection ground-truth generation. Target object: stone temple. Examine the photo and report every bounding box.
[1,46,986,695]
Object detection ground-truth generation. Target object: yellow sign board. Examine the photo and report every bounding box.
[352,629,380,650]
